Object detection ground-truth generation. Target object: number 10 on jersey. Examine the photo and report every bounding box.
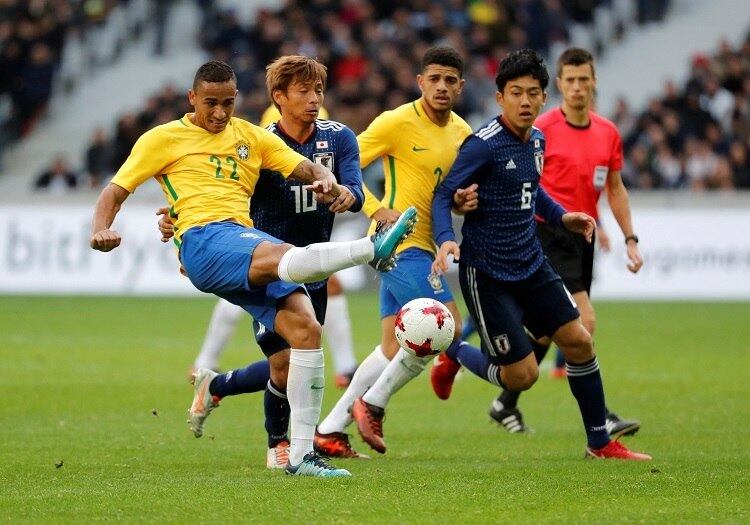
[291,185,318,213]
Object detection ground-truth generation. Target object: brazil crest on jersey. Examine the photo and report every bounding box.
[251,119,364,289]
[432,117,566,281]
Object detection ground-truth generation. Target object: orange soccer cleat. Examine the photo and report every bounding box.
[430,352,461,400]
[314,429,369,459]
[585,439,652,461]
[351,397,386,454]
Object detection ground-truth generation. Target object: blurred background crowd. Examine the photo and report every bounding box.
[3,0,748,193]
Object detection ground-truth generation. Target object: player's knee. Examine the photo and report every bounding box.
[502,366,539,391]
[581,312,596,336]
[558,328,594,362]
[269,363,288,390]
[285,317,322,349]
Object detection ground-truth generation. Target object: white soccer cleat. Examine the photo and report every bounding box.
[266,440,290,470]
[187,368,220,438]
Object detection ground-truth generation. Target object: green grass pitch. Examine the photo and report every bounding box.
[1,295,749,523]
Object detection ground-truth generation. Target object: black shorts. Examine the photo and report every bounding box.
[458,260,580,365]
[251,285,328,357]
[536,222,595,295]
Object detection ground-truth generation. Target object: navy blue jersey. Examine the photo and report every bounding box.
[251,119,364,289]
[432,117,566,281]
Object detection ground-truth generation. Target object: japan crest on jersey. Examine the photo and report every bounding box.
[313,152,334,172]
[534,149,544,175]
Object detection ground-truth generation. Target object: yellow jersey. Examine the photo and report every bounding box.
[259,104,330,128]
[358,99,472,254]
[111,114,306,242]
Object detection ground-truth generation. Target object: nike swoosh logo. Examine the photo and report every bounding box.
[311,384,324,390]
[412,146,429,152]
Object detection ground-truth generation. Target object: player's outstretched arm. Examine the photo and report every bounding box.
[90,183,130,252]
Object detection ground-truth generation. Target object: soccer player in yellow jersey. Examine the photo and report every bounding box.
[90,60,417,477]
[315,47,483,456]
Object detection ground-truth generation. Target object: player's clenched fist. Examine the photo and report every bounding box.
[90,229,122,251]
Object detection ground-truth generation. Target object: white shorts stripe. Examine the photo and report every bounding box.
[467,266,497,357]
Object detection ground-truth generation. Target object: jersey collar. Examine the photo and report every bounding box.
[274,120,318,146]
[498,115,534,143]
[559,107,591,129]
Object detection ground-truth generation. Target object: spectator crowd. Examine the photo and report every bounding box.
[16,0,749,193]
[615,34,750,190]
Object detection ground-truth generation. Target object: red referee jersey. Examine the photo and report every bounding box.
[535,107,623,220]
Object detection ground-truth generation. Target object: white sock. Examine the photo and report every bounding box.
[324,294,358,375]
[193,299,244,370]
[317,345,389,434]
[362,348,430,408]
[287,349,325,466]
[277,238,374,284]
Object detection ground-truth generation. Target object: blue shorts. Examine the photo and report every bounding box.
[379,248,454,318]
[180,222,303,330]
[458,259,580,365]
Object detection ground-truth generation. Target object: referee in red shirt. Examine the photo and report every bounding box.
[489,48,644,438]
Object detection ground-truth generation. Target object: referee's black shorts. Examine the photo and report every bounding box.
[536,222,595,295]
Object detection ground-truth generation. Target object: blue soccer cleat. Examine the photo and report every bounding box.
[370,206,418,272]
[284,451,352,478]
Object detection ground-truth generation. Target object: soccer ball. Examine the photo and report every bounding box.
[394,298,455,357]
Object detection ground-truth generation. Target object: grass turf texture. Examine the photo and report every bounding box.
[1,295,748,523]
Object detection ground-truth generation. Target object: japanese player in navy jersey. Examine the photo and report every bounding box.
[431,49,651,460]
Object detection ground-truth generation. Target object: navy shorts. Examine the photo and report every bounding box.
[537,222,595,295]
[180,222,304,331]
[252,285,328,357]
[458,259,580,365]
[379,248,454,318]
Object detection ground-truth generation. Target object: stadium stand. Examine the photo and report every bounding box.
[619,34,750,190]
[0,0,152,166]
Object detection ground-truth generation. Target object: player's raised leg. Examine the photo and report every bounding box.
[266,207,417,286]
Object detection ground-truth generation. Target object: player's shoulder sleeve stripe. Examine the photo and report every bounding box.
[476,120,502,141]
[316,119,345,131]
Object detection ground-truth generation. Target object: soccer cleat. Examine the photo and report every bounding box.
[606,412,641,439]
[549,366,567,379]
[351,397,386,454]
[585,439,652,460]
[284,451,352,478]
[334,370,355,389]
[314,429,370,459]
[489,400,532,433]
[187,368,220,438]
[430,352,461,400]
[266,440,290,470]
[369,206,418,272]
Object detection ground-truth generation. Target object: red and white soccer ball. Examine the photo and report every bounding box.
[394,298,455,357]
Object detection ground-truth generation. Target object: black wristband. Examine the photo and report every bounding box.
[624,234,639,244]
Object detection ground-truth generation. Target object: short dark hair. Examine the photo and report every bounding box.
[557,47,595,78]
[193,60,236,90]
[495,49,549,92]
[422,46,464,77]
